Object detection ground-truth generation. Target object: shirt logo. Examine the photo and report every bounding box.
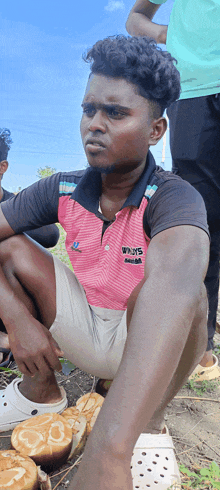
[122,246,143,264]
[144,184,158,199]
[71,241,82,253]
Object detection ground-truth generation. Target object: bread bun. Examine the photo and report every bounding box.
[0,450,38,490]
[11,413,72,470]
[75,393,104,434]
[61,407,87,458]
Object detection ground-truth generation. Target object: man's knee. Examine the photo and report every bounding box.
[0,235,26,265]
[0,234,47,276]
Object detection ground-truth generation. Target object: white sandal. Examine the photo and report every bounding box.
[189,354,220,382]
[131,429,181,489]
[0,378,68,432]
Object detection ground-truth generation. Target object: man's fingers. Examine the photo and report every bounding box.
[51,337,64,357]
[17,360,37,377]
[43,347,62,372]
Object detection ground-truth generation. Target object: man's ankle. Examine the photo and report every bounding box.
[199,350,214,367]
[18,376,62,404]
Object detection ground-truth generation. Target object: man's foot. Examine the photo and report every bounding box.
[0,378,68,432]
[199,349,214,367]
[18,373,63,404]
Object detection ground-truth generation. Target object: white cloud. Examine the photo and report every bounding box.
[104,1,125,12]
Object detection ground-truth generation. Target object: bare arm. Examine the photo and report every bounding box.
[126,0,168,44]
[0,206,62,375]
[0,206,16,241]
[69,225,209,490]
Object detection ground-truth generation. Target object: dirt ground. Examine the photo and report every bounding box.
[1,337,220,489]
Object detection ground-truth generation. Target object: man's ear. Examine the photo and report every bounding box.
[148,117,167,146]
[0,160,9,177]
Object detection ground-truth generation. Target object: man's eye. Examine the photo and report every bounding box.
[82,106,95,116]
[107,108,125,118]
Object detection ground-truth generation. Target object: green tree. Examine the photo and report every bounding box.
[37,166,56,179]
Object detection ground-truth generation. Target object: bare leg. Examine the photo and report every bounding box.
[98,279,208,433]
[128,280,208,433]
[0,234,62,403]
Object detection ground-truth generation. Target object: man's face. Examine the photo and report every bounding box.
[80,74,156,173]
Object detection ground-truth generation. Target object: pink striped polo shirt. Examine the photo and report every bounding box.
[59,194,150,310]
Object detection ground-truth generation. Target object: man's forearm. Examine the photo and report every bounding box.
[126,12,167,44]
[0,265,31,331]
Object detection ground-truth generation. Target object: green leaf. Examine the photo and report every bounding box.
[60,359,76,375]
[200,468,210,477]
[179,465,197,478]
[210,461,220,477]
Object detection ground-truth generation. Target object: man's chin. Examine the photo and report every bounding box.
[88,162,116,174]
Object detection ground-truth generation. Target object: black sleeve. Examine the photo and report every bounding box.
[25,224,60,248]
[0,173,61,233]
[143,179,210,239]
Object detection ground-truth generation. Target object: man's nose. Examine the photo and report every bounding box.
[88,111,106,133]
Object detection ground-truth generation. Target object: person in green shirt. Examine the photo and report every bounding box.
[126,0,220,380]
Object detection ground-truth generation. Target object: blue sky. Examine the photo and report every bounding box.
[1,0,174,191]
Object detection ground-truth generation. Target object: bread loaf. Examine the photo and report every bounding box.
[0,450,38,490]
[61,407,87,458]
[75,393,104,434]
[11,413,72,470]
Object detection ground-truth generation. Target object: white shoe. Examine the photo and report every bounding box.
[131,428,181,489]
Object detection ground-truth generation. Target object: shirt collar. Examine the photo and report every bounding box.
[70,150,156,214]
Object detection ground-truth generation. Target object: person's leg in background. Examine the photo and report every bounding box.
[167,93,220,370]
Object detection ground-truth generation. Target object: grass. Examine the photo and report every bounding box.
[179,462,220,489]
[50,223,73,269]
[184,376,220,396]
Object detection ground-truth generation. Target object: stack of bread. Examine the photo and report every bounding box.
[8,391,104,483]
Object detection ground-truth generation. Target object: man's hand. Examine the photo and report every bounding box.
[126,0,168,44]
[69,451,133,490]
[8,316,63,376]
[158,25,168,44]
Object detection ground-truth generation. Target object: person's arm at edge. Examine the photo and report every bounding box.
[0,207,31,348]
[69,224,209,490]
[0,194,62,376]
[126,0,168,44]
[0,206,15,241]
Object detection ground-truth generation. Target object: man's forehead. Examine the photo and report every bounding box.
[83,74,146,106]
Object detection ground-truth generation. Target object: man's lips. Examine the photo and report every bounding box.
[85,138,106,151]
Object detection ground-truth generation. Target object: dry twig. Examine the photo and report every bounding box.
[52,454,83,490]
[175,395,220,403]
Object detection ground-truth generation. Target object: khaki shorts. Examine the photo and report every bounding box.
[50,256,127,379]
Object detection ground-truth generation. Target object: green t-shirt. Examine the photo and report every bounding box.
[149,0,220,99]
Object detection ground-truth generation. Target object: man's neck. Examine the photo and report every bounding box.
[101,159,146,201]
[99,158,147,220]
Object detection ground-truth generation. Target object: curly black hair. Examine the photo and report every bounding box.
[84,35,180,116]
[0,128,13,161]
